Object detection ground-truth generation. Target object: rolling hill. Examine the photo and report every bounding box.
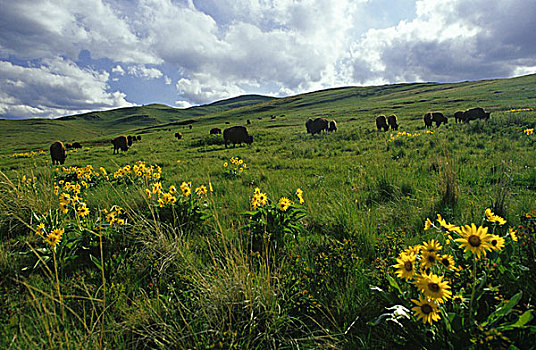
[1,74,534,153]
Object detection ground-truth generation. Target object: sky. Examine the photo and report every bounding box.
[1,0,535,119]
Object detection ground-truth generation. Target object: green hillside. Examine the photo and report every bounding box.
[1,74,535,154]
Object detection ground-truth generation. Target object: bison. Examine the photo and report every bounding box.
[247,119,251,125]
[424,112,448,127]
[210,127,222,135]
[137,135,141,141]
[376,115,389,131]
[328,120,338,132]
[454,111,464,123]
[127,135,133,146]
[65,143,73,149]
[306,117,329,135]
[188,124,193,129]
[50,141,67,165]
[72,142,82,149]
[175,132,183,139]
[387,114,399,130]
[223,126,253,148]
[111,136,128,154]
[462,107,490,123]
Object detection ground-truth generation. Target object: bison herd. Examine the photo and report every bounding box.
[48,106,491,165]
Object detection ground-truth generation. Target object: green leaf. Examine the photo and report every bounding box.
[482,291,522,327]
[496,310,533,331]
[90,254,102,270]
[386,274,403,296]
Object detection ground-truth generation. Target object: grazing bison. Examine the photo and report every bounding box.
[127,135,133,146]
[210,127,222,135]
[72,142,82,149]
[50,141,67,165]
[387,114,399,130]
[246,119,251,125]
[175,132,183,139]
[306,117,329,135]
[424,112,447,127]
[328,120,338,132]
[111,136,128,154]
[136,135,141,141]
[462,107,490,123]
[65,143,73,149]
[223,126,253,148]
[454,111,464,123]
[188,124,193,129]
[376,115,389,131]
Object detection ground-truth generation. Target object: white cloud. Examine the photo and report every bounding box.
[0,0,158,63]
[0,58,132,118]
[127,65,163,80]
[112,65,125,75]
[346,0,536,84]
[176,73,245,105]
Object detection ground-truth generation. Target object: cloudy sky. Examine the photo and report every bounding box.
[1,0,535,119]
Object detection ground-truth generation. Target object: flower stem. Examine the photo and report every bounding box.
[468,258,477,325]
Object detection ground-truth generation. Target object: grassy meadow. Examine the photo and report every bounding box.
[1,74,536,349]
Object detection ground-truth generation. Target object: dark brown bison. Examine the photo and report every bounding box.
[72,142,82,149]
[210,127,222,135]
[188,124,193,129]
[65,143,73,149]
[454,111,464,123]
[223,126,253,148]
[424,113,433,128]
[127,135,133,146]
[136,135,141,141]
[376,115,389,131]
[50,141,67,165]
[111,136,128,154]
[328,120,338,132]
[307,117,329,135]
[387,114,399,130]
[175,132,183,139]
[424,112,447,127]
[462,107,490,123]
[247,119,251,125]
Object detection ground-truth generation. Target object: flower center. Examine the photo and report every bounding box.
[428,282,440,293]
[468,235,481,247]
[427,255,436,263]
[441,258,450,267]
[421,304,433,315]
[404,261,413,271]
[491,239,498,246]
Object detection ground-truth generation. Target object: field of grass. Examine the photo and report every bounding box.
[1,74,535,349]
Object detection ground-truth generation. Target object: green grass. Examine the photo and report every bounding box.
[1,74,535,349]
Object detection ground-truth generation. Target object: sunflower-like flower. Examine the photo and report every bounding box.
[415,272,452,303]
[169,185,177,194]
[195,185,208,196]
[180,181,191,196]
[402,245,422,257]
[296,188,304,204]
[424,218,432,231]
[485,208,507,225]
[278,197,292,211]
[422,239,442,253]
[509,228,518,242]
[437,214,461,233]
[77,204,90,217]
[455,223,493,258]
[489,234,505,251]
[439,254,456,270]
[145,188,152,198]
[420,250,438,270]
[411,296,441,325]
[35,223,45,236]
[45,228,64,247]
[393,253,416,280]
